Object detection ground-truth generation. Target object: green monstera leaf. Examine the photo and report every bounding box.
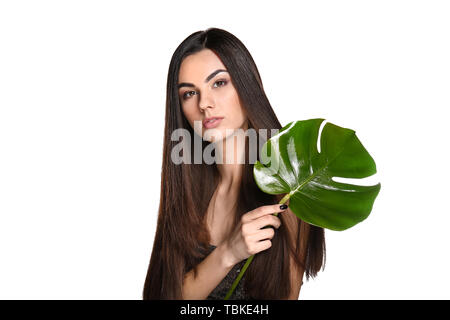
[224,118,381,300]
[254,118,381,231]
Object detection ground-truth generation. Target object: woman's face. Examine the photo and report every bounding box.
[178,49,248,143]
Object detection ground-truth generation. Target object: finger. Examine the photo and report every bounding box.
[243,204,288,222]
[252,239,272,254]
[253,214,281,230]
[255,228,275,241]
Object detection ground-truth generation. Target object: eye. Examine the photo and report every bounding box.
[213,79,228,88]
[182,90,196,100]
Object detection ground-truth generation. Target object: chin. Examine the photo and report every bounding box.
[203,126,245,143]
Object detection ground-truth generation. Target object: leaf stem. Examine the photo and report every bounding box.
[279,192,291,207]
[223,194,290,300]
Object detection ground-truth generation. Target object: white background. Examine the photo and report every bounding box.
[0,0,449,299]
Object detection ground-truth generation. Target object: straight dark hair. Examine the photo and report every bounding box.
[143,27,325,299]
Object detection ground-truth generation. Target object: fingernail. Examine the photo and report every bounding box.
[279,204,288,210]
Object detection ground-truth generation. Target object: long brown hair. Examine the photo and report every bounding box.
[143,27,325,299]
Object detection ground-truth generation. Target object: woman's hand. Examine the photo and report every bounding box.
[222,204,287,266]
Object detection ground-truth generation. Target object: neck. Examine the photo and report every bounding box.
[214,130,246,194]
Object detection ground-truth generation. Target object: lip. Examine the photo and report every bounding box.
[203,117,224,129]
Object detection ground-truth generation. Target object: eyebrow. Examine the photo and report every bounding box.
[177,69,228,89]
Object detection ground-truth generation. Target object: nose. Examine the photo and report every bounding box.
[198,93,214,113]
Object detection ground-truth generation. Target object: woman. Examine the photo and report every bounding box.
[143,27,325,300]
